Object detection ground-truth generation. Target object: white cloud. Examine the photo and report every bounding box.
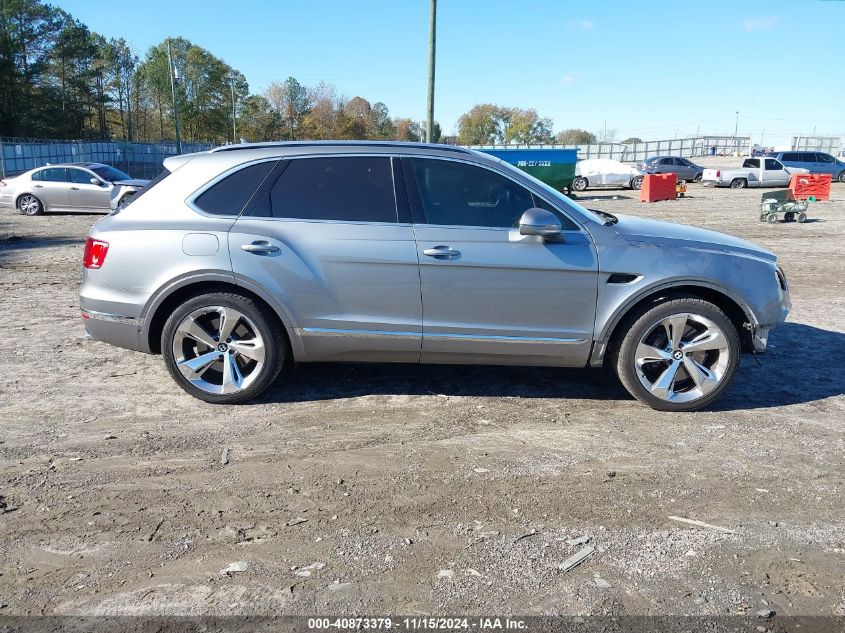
[561,74,576,84]
[568,19,594,31]
[743,16,779,31]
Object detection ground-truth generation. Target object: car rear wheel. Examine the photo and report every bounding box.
[730,178,747,189]
[613,297,740,412]
[837,171,845,183]
[693,173,703,183]
[18,194,43,216]
[630,176,644,190]
[162,292,285,404]
[572,177,588,192]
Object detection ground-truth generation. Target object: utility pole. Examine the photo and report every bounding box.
[734,110,739,154]
[167,41,182,154]
[231,79,237,143]
[425,0,437,143]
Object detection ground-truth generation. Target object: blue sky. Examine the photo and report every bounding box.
[58,0,844,145]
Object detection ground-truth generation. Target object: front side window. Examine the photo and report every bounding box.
[39,168,68,182]
[194,161,276,216]
[68,168,95,184]
[410,158,577,229]
[765,159,782,171]
[267,156,397,223]
[817,153,835,164]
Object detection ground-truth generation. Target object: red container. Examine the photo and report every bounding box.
[789,173,831,201]
[640,173,677,203]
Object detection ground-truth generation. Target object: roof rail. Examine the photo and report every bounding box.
[210,140,473,155]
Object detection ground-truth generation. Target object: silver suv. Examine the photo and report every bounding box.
[79,142,790,411]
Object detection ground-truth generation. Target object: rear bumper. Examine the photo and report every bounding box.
[81,308,145,351]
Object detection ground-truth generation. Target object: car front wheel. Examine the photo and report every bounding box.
[838,171,845,183]
[613,297,740,412]
[161,292,285,403]
[630,176,644,190]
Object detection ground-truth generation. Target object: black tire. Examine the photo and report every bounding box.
[784,211,795,222]
[767,213,778,224]
[630,176,644,190]
[837,171,845,183]
[161,291,285,404]
[612,296,741,412]
[693,173,703,183]
[17,194,44,216]
[117,192,135,210]
[797,212,807,223]
[572,177,588,192]
[730,178,747,189]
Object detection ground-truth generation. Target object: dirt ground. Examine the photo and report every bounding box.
[1,168,843,619]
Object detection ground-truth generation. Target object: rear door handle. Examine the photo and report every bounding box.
[70,186,79,190]
[241,241,280,254]
[423,245,461,259]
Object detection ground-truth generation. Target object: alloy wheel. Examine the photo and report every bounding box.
[19,195,40,215]
[171,305,266,395]
[634,312,731,404]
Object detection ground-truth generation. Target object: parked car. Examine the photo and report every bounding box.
[639,156,704,182]
[0,162,149,216]
[571,159,645,192]
[701,157,808,188]
[764,151,845,182]
[79,141,790,412]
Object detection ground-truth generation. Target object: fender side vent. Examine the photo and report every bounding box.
[607,273,640,284]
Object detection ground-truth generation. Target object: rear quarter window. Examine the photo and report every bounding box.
[194,161,277,216]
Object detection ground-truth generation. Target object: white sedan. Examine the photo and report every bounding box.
[572,159,645,192]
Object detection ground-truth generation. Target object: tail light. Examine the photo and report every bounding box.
[716,170,721,178]
[83,237,109,269]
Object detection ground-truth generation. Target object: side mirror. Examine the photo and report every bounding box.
[90,177,103,186]
[518,207,563,238]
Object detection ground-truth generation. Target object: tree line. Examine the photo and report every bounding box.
[1,0,616,146]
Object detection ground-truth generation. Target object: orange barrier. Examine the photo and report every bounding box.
[789,173,831,201]
[640,173,677,203]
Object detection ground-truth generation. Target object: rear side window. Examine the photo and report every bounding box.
[781,152,800,162]
[742,158,760,168]
[265,156,397,223]
[195,161,276,216]
[800,152,817,162]
[39,168,68,182]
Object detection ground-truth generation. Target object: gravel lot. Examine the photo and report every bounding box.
[1,165,843,618]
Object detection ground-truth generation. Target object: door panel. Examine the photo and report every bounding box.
[229,220,422,362]
[763,159,789,186]
[415,226,597,365]
[68,182,112,211]
[33,168,70,210]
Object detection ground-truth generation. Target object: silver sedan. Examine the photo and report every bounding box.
[0,163,148,216]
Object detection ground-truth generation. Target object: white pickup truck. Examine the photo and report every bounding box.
[702,157,808,189]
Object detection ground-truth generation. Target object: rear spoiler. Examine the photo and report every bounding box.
[162,152,200,173]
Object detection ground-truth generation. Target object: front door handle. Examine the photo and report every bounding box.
[241,241,280,254]
[70,186,79,190]
[33,184,43,188]
[423,245,461,259]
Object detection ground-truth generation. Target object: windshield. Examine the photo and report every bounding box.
[494,158,607,226]
[91,165,132,182]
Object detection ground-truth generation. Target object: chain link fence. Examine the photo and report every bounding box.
[0,138,214,179]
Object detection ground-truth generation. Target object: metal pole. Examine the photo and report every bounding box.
[231,79,237,143]
[0,138,6,179]
[168,41,182,154]
[425,0,437,143]
[733,111,739,154]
